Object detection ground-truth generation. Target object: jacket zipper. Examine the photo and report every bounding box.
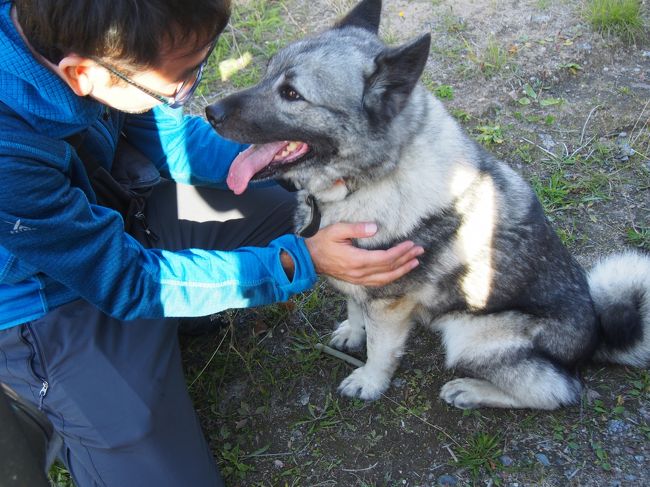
[24,323,50,411]
[38,380,49,410]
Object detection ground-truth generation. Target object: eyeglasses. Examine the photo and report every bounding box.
[91,41,216,109]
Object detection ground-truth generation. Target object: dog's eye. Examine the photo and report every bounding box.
[280,85,303,102]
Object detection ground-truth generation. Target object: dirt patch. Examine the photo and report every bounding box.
[184,0,649,486]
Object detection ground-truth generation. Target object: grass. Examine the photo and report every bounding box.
[476,36,510,78]
[421,73,455,101]
[454,431,503,483]
[475,124,505,145]
[584,0,647,43]
[193,0,293,101]
[627,226,650,249]
[531,171,573,212]
[49,463,74,487]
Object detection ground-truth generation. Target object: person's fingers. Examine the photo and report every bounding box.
[327,221,379,240]
[352,241,422,271]
[344,245,423,284]
[362,257,421,287]
[385,244,425,271]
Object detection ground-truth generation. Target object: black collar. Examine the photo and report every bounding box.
[297,194,321,238]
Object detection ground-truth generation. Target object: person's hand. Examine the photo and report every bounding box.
[305,222,424,287]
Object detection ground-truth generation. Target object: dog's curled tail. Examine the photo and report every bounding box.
[588,251,650,367]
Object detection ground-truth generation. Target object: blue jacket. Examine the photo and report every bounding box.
[0,0,316,329]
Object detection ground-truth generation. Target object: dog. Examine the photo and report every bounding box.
[206,0,650,410]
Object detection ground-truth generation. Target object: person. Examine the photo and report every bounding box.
[0,0,424,485]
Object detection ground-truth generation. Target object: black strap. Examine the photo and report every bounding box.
[297,194,321,238]
[65,132,158,241]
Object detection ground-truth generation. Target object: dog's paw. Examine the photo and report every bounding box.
[329,319,366,351]
[439,378,483,409]
[337,366,390,401]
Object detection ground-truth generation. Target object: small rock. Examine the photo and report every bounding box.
[535,453,551,466]
[290,429,303,442]
[585,388,602,403]
[438,474,458,486]
[273,459,284,469]
[642,51,650,57]
[500,455,514,467]
[297,391,311,406]
[565,468,580,480]
[633,455,645,463]
[609,481,622,487]
[531,14,551,24]
[392,377,407,388]
[538,133,556,150]
[607,419,629,435]
[625,474,638,481]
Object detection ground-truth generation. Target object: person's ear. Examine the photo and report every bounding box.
[57,55,101,96]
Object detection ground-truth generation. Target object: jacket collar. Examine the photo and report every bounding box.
[0,1,102,137]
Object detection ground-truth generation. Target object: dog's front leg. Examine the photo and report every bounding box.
[338,298,415,401]
[330,299,367,351]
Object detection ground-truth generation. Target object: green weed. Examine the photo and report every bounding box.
[628,370,650,398]
[293,393,347,435]
[455,432,503,483]
[517,83,563,108]
[49,462,74,487]
[434,84,455,101]
[463,35,510,78]
[475,125,504,145]
[531,171,573,212]
[515,144,534,164]
[559,62,584,75]
[556,223,581,247]
[420,73,454,101]
[451,108,472,122]
[585,0,646,43]
[590,439,612,471]
[626,226,650,250]
[478,37,509,77]
[219,442,255,480]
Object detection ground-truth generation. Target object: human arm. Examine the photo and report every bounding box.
[0,137,316,320]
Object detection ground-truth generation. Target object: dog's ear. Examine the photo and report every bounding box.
[335,0,382,34]
[363,33,431,125]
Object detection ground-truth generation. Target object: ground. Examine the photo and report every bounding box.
[179,1,650,486]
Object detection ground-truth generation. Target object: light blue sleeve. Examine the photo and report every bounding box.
[148,234,317,317]
[122,105,246,187]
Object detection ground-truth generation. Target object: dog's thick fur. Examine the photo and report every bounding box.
[207,0,650,409]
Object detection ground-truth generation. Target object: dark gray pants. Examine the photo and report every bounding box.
[0,182,295,487]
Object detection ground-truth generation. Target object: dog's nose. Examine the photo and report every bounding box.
[205,103,227,130]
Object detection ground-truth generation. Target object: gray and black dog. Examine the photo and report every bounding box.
[206,0,650,410]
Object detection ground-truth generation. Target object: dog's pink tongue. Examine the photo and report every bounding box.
[227,142,287,194]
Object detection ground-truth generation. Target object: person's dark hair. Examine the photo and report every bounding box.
[15,0,230,68]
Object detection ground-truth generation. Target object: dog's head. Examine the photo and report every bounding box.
[206,0,431,195]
